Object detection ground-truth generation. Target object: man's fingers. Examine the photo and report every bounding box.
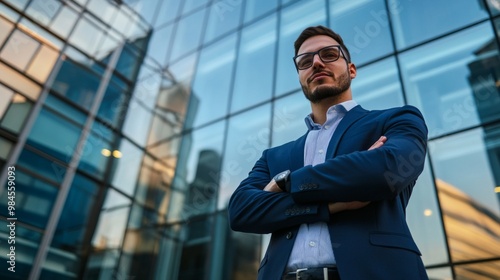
[368,136,387,150]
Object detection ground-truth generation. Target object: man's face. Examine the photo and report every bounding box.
[297,35,356,103]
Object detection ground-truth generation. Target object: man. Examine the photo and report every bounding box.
[228,25,429,280]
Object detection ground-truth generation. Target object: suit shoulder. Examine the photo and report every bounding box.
[368,105,424,119]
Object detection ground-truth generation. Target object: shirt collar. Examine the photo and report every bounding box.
[304,100,358,130]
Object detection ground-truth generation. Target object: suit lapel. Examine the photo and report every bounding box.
[326,105,368,158]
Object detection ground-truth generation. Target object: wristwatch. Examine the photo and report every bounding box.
[273,170,290,192]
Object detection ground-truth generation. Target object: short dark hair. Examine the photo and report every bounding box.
[294,25,351,63]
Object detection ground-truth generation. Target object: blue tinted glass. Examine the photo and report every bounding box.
[182,0,210,15]
[351,57,404,110]
[218,104,271,209]
[429,128,500,262]
[191,35,237,128]
[329,0,393,65]
[231,14,277,113]
[389,0,489,49]
[110,138,144,196]
[169,8,206,63]
[154,0,182,27]
[45,93,87,125]
[77,124,113,180]
[122,98,155,147]
[115,43,144,81]
[172,122,225,217]
[52,173,98,253]
[271,91,310,146]
[0,96,32,134]
[18,148,67,183]
[399,23,499,138]
[27,107,82,164]
[204,0,242,43]
[52,58,102,110]
[97,78,128,127]
[489,2,500,15]
[244,0,278,23]
[406,159,448,266]
[147,23,174,66]
[0,223,40,280]
[275,0,326,96]
[0,169,57,229]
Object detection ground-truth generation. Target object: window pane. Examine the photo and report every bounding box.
[3,0,29,10]
[26,44,59,83]
[52,58,102,111]
[0,94,32,134]
[77,125,113,180]
[123,0,160,25]
[218,104,271,209]
[169,8,206,63]
[407,159,449,265]
[231,15,277,113]
[42,174,99,279]
[97,78,128,127]
[275,0,326,96]
[429,128,500,262]
[204,0,242,43]
[426,267,453,280]
[0,170,57,229]
[191,35,236,128]
[110,139,144,196]
[0,136,12,159]
[0,223,41,280]
[147,23,174,66]
[0,29,40,70]
[329,0,393,65]
[271,91,310,146]
[69,15,106,56]
[455,261,500,280]
[244,0,278,23]
[351,57,404,110]
[0,16,13,45]
[154,0,182,27]
[389,0,489,49]
[91,189,131,250]
[50,4,79,38]
[122,98,154,147]
[135,156,171,216]
[44,93,87,125]
[18,148,67,184]
[0,62,41,100]
[27,107,81,164]
[399,23,499,138]
[182,0,210,15]
[0,83,14,118]
[26,0,61,26]
[174,122,225,218]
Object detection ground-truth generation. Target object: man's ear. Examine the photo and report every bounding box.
[349,63,357,79]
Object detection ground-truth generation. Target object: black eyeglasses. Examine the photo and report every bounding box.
[293,45,348,70]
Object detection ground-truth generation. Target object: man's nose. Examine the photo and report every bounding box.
[311,53,324,68]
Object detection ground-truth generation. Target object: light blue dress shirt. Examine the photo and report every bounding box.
[286,100,358,271]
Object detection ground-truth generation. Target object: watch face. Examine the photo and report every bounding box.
[277,173,286,180]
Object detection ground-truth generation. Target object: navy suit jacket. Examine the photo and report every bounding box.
[228,105,429,280]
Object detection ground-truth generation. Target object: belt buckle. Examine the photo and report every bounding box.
[295,268,307,280]
[295,267,329,280]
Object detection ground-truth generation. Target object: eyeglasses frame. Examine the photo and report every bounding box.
[292,45,349,71]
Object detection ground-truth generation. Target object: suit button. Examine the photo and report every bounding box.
[286,232,293,239]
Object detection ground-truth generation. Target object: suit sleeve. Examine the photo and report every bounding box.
[228,149,330,234]
[289,106,428,203]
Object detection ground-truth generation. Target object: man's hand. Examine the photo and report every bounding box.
[264,180,282,192]
[328,136,387,214]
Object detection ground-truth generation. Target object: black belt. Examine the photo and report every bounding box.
[283,267,340,280]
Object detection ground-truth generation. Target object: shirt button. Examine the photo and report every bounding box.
[309,241,316,247]
[318,149,324,154]
[324,125,329,129]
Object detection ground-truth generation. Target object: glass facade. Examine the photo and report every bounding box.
[0,0,499,279]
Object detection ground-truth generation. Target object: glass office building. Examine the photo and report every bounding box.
[0,0,499,279]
